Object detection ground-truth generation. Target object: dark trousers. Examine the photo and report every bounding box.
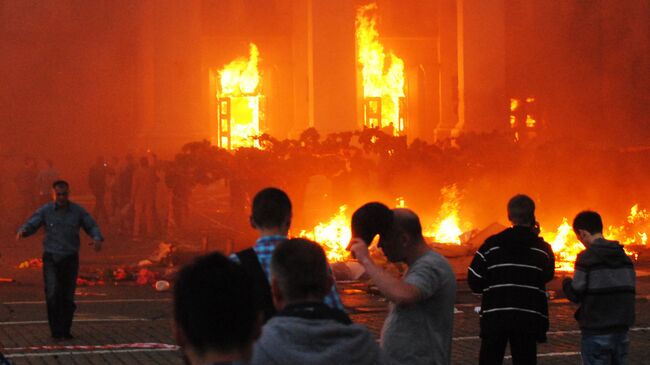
[480,332,538,365]
[42,252,79,337]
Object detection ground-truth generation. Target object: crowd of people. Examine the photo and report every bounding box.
[4,126,642,364]
[7,177,638,364]
[171,187,636,365]
[6,126,650,239]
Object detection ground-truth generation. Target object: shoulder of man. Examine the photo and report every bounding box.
[477,232,502,253]
[69,202,90,214]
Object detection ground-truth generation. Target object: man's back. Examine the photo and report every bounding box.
[252,305,391,365]
[564,238,635,334]
[468,226,554,340]
[381,249,456,365]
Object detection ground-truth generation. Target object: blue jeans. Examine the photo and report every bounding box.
[581,332,629,365]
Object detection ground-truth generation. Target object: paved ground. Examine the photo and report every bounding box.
[2,234,650,364]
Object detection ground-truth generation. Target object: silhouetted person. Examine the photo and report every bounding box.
[15,157,38,221]
[105,157,118,218]
[37,159,59,205]
[349,208,456,365]
[165,161,191,233]
[174,252,260,365]
[563,211,635,365]
[16,180,103,340]
[115,154,135,234]
[88,156,108,222]
[131,157,157,239]
[468,194,554,365]
[250,238,390,365]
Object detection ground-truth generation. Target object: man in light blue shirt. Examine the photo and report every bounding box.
[17,180,103,340]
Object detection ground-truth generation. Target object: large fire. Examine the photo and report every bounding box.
[217,43,264,149]
[356,3,405,135]
[300,187,471,262]
[302,191,646,272]
[541,204,648,272]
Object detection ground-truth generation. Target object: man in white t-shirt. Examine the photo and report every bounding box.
[349,208,457,365]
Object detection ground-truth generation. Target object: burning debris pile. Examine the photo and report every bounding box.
[544,204,650,272]
[297,186,648,274]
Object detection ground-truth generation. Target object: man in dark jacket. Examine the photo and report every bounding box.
[249,238,391,365]
[563,211,635,365]
[468,194,555,365]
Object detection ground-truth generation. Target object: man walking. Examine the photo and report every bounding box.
[16,180,104,340]
[468,194,555,365]
[349,207,457,365]
[563,211,635,365]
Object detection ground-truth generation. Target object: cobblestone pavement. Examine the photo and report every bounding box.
[2,238,650,364]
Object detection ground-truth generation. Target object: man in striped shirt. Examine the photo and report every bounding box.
[468,194,555,365]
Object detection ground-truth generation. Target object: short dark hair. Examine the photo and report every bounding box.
[251,187,292,229]
[271,238,330,302]
[573,211,603,234]
[352,202,393,245]
[52,180,69,189]
[507,194,536,225]
[174,252,257,355]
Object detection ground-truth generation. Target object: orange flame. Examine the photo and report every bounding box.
[542,204,647,272]
[424,185,468,245]
[218,43,263,149]
[299,205,352,262]
[542,218,583,272]
[356,3,405,135]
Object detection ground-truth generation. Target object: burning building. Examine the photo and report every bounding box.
[356,4,406,136]
[216,43,265,149]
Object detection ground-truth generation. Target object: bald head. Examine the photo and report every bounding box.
[378,208,426,263]
[392,208,424,241]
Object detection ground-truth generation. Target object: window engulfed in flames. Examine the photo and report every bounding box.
[217,43,264,149]
[356,3,406,136]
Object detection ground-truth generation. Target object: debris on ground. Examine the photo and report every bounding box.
[154,280,170,292]
[17,258,42,269]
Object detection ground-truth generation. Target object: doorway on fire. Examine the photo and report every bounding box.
[211,43,269,150]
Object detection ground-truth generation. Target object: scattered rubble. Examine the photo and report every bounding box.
[17,258,42,269]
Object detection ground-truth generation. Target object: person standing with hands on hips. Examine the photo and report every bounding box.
[16,180,104,340]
